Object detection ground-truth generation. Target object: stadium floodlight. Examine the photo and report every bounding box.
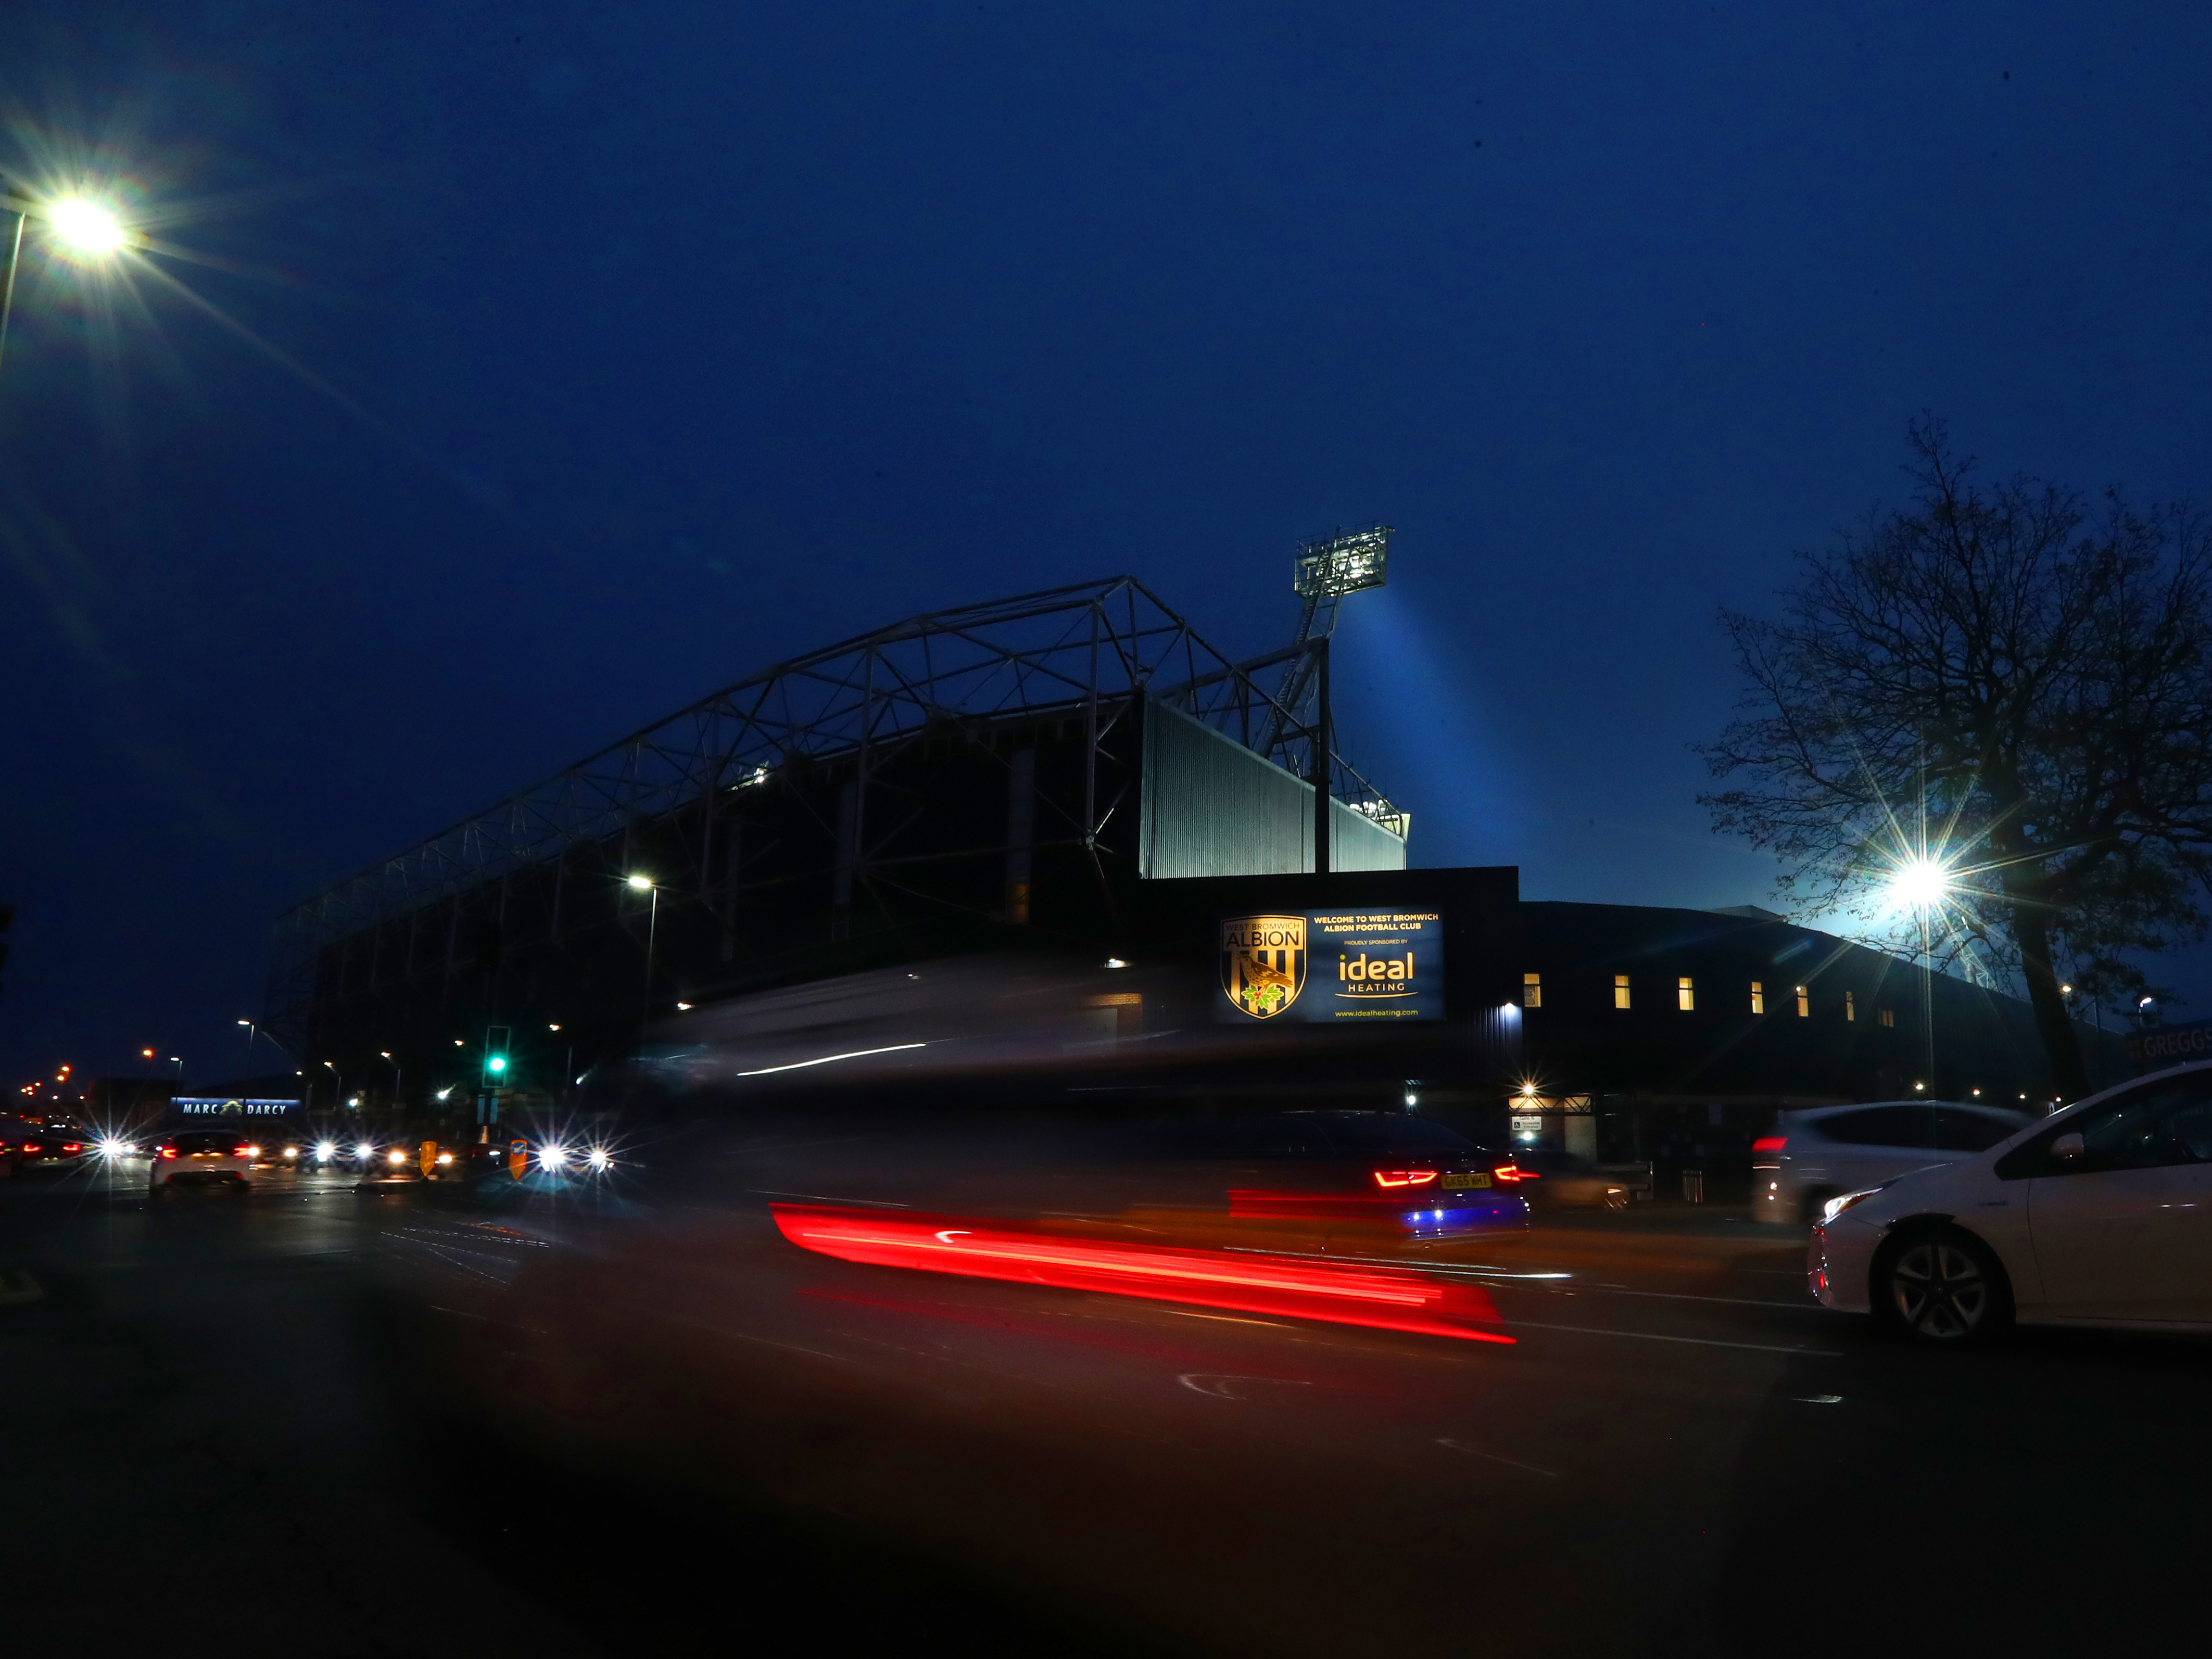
[1293,526,1392,601]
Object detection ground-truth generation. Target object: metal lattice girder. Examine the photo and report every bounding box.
[265,576,1395,1037]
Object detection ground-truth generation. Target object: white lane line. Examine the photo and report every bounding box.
[1560,1285,1817,1312]
[1507,1319,1842,1357]
[1179,1373,1313,1398]
[1438,1438,1560,1478]
[1225,1246,1814,1310]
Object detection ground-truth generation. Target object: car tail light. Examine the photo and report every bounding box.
[1492,1163,1526,1183]
[1752,1136,1787,1154]
[61,1143,81,1153]
[160,1147,179,1160]
[1372,1169,1439,1188]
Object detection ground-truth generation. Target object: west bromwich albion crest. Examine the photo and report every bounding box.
[1221,915,1307,1019]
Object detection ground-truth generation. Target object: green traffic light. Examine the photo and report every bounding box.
[487,1055,508,1074]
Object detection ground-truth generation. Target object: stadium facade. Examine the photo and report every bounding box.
[269,573,2120,1171]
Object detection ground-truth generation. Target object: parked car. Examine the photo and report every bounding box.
[1810,1062,2212,1341]
[1754,1100,2034,1225]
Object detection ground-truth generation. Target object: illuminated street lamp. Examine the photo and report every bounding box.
[1884,854,1954,1095]
[626,875,660,1032]
[0,190,139,388]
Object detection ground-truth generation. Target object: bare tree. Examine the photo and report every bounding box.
[1700,420,2212,1098]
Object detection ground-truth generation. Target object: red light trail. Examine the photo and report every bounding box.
[771,1205,1513,1344]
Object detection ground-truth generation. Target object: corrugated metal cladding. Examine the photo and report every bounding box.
[1138,698,1407,879]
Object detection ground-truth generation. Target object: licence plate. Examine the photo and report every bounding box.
[1440,1172,1489,1190]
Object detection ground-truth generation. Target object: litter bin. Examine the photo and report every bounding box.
[1681,1168,1705,1204]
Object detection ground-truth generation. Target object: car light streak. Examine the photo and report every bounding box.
[771,1205,1514,1344]
[735,1042,927,1077]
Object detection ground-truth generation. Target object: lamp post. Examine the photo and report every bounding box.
[1887,857,1949,1095]
[0,191,137,389]
[378,1050,403,1112]
[626,874,659,1035]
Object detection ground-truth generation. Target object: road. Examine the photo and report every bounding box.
[2,1144,2204,1658]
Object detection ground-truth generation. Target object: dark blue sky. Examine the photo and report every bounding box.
[5,3,2209,1088]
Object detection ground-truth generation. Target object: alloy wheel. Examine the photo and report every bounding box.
[1887,1237,1988,1339]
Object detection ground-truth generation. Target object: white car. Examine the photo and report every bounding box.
[1810,1062,2212,1340]
[1754,1100,2033,1224]
[149,1130,256,1193]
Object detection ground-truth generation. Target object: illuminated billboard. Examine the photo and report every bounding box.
[1218,910,1443,1023]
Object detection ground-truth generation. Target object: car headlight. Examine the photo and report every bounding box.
[1821,1186,1887,1224]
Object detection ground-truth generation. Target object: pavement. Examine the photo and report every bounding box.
[2,1148,2205,1658]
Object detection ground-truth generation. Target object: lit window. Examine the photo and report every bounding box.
[1677,977,1695,1012]
[1750,980,1765,1015]
[1522,972,1541,1009]
[1613,974,1631,1010]
[1794,984,1810,1018]
[1845,991,1856,1022]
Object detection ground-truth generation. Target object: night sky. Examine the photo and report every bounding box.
[5,3,2210,1090]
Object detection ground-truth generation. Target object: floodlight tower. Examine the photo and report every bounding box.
[1260,525,1392,873]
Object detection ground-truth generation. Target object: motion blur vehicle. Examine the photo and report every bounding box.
[1208,1111,1531,1242]
[5,1121,89,1177]
[1509,1148,1631,1210]
[1810,1062,2212,1341]
[1753,1099,2035,1224]
[149,1131,254,1193]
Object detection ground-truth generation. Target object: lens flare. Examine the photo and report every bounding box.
[48,198,127,256]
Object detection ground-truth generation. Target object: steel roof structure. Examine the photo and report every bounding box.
[266,576,1395,1048]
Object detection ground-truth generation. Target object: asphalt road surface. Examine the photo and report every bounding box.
[2,1145,2204,1659]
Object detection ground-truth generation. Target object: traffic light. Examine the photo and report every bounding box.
[483,1025,511,1087]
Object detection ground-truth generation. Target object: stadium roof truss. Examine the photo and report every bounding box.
[268,576,1395,1037]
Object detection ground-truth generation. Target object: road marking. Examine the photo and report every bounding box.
[1507,1319,1842,1357]
[1794,1394,1846,1404]
[750,1189,911,1208]
[1228,1247,1814,1309]
[1179,1373,1313,1398]
[1438,1438,1560,1477]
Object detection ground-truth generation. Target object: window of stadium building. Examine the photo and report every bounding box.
[1613,974,1631,1010]
[1677,976,1695,1011]
[1846,991,1856,1021]
[1523,972,1542,1008]
[1880,1007,1895,1028]
[1794,984,1810,1017]
[1750,980,1765,1015]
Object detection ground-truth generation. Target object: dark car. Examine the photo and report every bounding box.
[6,1119,90,1177]
[1181,1110,1533,1241]
[1511,1147,1633,1210]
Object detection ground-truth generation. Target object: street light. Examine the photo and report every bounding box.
[1886,855,1952,1103]
[626,875,660,1032]
[1,190,138,388]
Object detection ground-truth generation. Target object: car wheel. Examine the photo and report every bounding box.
[1875,1227,2011,1343]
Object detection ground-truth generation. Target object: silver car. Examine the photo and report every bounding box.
[1754,1100,2033,1225]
